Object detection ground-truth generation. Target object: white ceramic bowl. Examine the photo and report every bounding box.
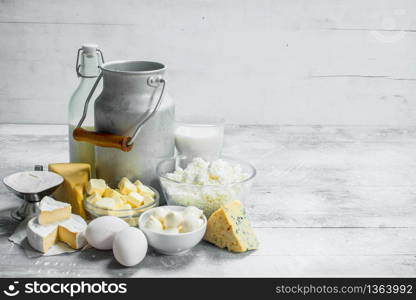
[138,205,207,255]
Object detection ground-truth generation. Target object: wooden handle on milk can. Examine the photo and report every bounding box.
[73,127,133,152]
[73,69,166,152]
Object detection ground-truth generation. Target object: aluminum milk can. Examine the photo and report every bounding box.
[73,61,175,189]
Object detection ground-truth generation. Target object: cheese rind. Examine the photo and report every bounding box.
[48,163,91,219]
[58,214,87,249]
[38,196,71,225]
[27,214,87,253]
[27,218,58,253]
[204,200,258,252]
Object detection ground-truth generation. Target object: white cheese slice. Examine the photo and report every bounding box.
[38,196,71,225]
[58,214,87,250]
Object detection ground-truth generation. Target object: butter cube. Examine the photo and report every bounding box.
[107,203,134,217]
[125,191,144,208]
[117,203,132,210]
[103,187,122,201]
[143,195,155,206]
[86,192,101,204]
[137,184,155,198]
[134,179,144,188]
[118,177,137,195]
[86,179,107,196]
[95,197,118,209]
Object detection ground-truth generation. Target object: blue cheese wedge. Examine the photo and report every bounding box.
[204,200,258,252]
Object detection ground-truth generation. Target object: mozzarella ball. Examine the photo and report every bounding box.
[164,211,184,228]
[183,206,203,218]
[113,227,148,267]
[85,216,129,250]
[143,215,164,232]
[180,215,204,233]
[151,207,169,220]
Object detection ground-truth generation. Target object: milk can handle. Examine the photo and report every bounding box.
[127,76,166,146]
[73,72,166,152]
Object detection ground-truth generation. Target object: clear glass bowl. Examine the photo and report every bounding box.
[157,156,256,217]
[83,186,159,226]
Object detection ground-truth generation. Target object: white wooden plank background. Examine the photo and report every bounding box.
[1,0,416,125]
[0,124,415,277]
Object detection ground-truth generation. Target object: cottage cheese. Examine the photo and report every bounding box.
[162,158,250,216]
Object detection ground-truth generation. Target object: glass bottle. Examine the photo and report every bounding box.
[68,44,104,176]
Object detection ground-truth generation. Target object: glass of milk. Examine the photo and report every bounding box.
[175,115,225,161]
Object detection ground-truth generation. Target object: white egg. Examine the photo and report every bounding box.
[180,215,204,233]
[151,207,169,220]
[183,206,203,218]
[113,227,148,267]
[164,211,184,228]
[85,216,129,250]
[144,215,163,232]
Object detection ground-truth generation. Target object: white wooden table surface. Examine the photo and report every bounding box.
[0,124,415,277]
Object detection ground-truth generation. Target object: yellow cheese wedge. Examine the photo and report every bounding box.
[86,179,107,196]
[38,196,71,225]
[204,200,259,252]
[48,163,91,219]
[118,177,136,195]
